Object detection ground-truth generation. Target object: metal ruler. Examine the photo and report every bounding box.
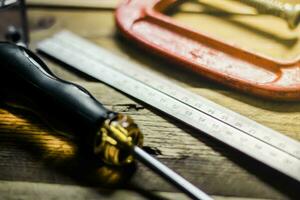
[37,30,300,182]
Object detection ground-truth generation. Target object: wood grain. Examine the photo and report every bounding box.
[0,181,272,200]
[0,4,299,200]
[1,83,299,200]
[27,0,120,9]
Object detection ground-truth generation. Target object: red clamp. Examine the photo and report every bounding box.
[116,0,300,101]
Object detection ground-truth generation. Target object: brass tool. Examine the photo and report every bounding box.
[231,0,300,28]
[0,42,213,200]
[189,0,300,29]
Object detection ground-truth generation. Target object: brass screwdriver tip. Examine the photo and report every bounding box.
[94,113,143,166]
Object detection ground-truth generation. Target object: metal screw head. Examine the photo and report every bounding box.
[94,113,144,166]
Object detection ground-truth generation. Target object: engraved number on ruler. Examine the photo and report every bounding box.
[37,31,300,182]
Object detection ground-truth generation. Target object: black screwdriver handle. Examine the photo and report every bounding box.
[0,42,115,146]
[0,44,212,200]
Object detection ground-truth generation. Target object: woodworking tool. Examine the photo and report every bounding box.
[115,0,300,101]
[189,0,300,29]
[0,42,213,200]
[237,0,300,29]
[37,30,300,183]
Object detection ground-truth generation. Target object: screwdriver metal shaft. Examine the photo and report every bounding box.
[133,146,213,200]
[102,117,213,199]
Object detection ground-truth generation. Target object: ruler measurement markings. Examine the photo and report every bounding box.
[62,35,299,159]
[42,43,300,180]
[39,35,300,166]
[37,31,300,182]
[54,32,300,159]
[59,32,300,160]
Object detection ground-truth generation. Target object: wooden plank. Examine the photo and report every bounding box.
[0,180,188,200]
[27,9,229,89]
[28,10,117,50]
[0,82,299,200]
[27,0,120,9]
[0,6,298,200]
[0,180,270,200]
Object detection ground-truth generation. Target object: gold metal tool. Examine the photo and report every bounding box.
[233,0,300,28]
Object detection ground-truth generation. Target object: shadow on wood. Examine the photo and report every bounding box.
[0,105,180,200]
[0,106,131,185]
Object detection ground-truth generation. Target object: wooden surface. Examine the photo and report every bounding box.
[0,1,300,200]
[170,0,300,61]
[27,0,121,9]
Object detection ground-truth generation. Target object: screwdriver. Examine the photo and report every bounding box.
[0,42,213,200]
